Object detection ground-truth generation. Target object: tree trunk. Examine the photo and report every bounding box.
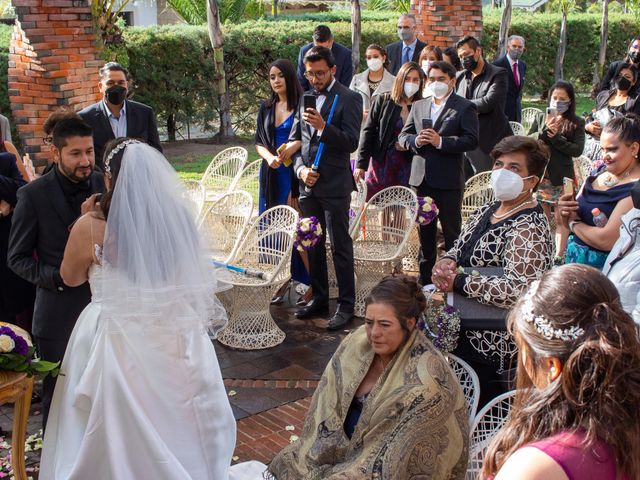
[554,10,568,81]
[207,0,234,139]
[351,0,361,74]
[167,112,176,141]
[594,0,609,86]
[273,0,278,17]
[497,0,512,59]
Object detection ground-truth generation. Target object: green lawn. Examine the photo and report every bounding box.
[169,147,260,181]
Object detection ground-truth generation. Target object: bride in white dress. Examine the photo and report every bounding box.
[40,139,236,480]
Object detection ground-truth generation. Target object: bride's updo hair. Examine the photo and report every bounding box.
[364,274,426,331]
[100,137,136,220]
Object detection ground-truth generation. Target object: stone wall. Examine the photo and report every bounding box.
[412,0,483,48]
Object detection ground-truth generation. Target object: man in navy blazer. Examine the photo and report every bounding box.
[79,62,162,170]
[493,35,527,123]
[297,25,353,91]
[386,14,427,75]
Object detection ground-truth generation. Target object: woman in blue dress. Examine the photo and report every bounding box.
[255,59,309,303]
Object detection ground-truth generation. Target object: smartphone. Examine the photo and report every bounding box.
[303,94,316,112]
[277,143,292,167]
[563,177,574,198]
[422,118,433,130]
[546,106,557,116]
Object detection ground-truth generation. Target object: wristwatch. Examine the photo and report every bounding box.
[569,220,581,233]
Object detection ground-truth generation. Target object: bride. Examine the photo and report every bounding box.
[39,139,236,479]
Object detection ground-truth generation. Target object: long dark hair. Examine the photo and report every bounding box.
[548,80,580,138]
[266,59,302,111]
[624,34,640,64]
[100,137,131,221]
[482,264,640,479]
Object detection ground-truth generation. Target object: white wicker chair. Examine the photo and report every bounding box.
[216,205,298,350]
[402,225,421,273]
[461,171,495,224]
[199,191,254,263]
[231,159,262,210]
[466,390,517,480]
[446,353,481,421]
[182,179,206,219]
[573,154,593,189]
[352,186,418,317]
[521,107,544,134]
[201,146,248,202]
[509,121,525,136]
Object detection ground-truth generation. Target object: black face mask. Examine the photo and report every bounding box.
[616,76,632,92]
[629,50,640,64]
[462,54,478,72]
[632,181,640,209]
[105,85,127,105]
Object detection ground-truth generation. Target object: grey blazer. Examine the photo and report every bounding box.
[0,114,11,143]
[349,69,395,113]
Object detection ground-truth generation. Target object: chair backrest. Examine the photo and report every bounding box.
[521,107,544,133]
[509,121,525,136]
[461,171,494,224]
[201,146,248,196]
[348,178,368,238]
[231,159,262,207]
[466,390,517,480]
[199,190,254,263]
[229,205,299,285]
[446,353,481,421]
[573,155,593,189]
[182,179,206,218]
[352,186,418,261]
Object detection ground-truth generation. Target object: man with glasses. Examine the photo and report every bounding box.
[386,14,427,75]
[493,35,527,122]
[289,46,362,331]
[297,25,353,91]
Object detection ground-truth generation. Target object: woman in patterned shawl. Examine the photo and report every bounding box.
[267,275,469,480]
[432,136,554,405]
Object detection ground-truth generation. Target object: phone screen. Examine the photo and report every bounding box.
[563,177,574,197]
[422,118,433,130]
[303,94,316,111]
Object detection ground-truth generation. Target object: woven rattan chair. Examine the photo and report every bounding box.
[466,390,516,480]
[509,121,526,136]
[352,186,418,317]
[182,179,206,219]
[217,205,298,350]
[521,107,544,134]
[201,146,247,202]
[573,154,593,189]
[461,171,495,224]
[231,159,262,210]
[402,225,421,273]
[446,353,481,421]
[199,190,254,263]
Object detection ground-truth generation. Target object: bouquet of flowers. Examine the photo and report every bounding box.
[0,326,60,378]
[417,302,461,353]
[294,216,323,252]
[416,196,439,226]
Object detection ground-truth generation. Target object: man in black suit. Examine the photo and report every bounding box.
[386,14,427,76]
[79,62,161,170]
[8,114,104,428]
[455,36,512,177]
[493,35,527,123]
[297,25,353,91]
[289,46,362,330]
[399,61,479,284]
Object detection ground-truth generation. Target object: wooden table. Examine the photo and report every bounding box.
[0,370,33,480]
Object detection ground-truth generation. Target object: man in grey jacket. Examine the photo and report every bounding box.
[0,114,11,142]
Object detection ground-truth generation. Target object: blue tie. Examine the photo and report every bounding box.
[402,45,410,65]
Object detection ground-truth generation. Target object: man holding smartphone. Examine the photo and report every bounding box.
[399,61,478,284]
[289,46,362,330]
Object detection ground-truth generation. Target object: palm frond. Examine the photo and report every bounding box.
[165,0,208,25]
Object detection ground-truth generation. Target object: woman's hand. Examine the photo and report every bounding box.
[585,120,602,137]
[353,168,365,183]
[545,115,559,138]
[557,192,579,228]
[278,141,300,162]
[432,258,457,291]
[267,155,282,169]
[0,199,12,217]
[80,193,101,216]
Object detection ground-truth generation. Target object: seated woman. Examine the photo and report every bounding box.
[483,264,640,480]
[267,275,469,480]
[432,136,554,403]
[558,114,640,269]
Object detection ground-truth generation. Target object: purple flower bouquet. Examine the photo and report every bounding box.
[294,216,323,252]
[0,326,60,378]
[417,302,461,353]
[416,196,439,226]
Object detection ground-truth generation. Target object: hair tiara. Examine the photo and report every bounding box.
[104,139,141,177]
[521,280,585,342]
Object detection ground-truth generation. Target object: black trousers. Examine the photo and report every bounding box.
[416,184,462,285]
[299,193,355,314]
[33,335,69,431]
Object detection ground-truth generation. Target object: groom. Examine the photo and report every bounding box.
[8,113,104,428]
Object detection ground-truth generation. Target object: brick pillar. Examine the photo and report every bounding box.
[9,0,102,165]
[412,0,483,48]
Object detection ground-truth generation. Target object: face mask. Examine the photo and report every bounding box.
[616,76,632,92]
[429,81,450,99]
[491,168,533,201]
[550,100,570,115]
[397,28,413,42]
[629,50,640,64]
[367,58,383,72]
[404,82,420,98]
[462,54,478,71]
[421,62,431,75]
[508,49,522,61]
[105,85,127,105]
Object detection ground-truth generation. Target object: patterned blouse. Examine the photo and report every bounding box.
[444,201,554,308]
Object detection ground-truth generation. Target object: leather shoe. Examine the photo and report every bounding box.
[327,311,354,331]
[295,300,329,319]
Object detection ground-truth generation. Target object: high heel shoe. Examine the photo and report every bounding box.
[271,281,292,305]
[296,287,313,306]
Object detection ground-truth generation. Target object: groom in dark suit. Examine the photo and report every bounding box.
[290,46,362,330]
[8,113,104,428]
[399,61,479,284]
[79,62,161,170]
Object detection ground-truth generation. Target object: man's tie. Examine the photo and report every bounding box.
[513,62,520,89]
[402,45,410,66]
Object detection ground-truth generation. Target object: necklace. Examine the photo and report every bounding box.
[492,198,535,219]
[603,166,634,187]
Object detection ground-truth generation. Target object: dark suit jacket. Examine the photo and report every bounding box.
[492,55,526,122]
[290,81,362,198]
[356,93,403,170]
[456,62,512,154]
[386,39,427,75]
[8,169,104,340]
[78,100,162,170]
[398,93,479,191]
[297,42,353,91]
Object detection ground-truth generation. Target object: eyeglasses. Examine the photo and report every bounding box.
[304,70,329,80]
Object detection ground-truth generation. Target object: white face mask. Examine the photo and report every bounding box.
[367,58,383,72]
[404,82,420,98]
[429,81,450,99]
[421,61,431,75]
[491,168,534,201]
